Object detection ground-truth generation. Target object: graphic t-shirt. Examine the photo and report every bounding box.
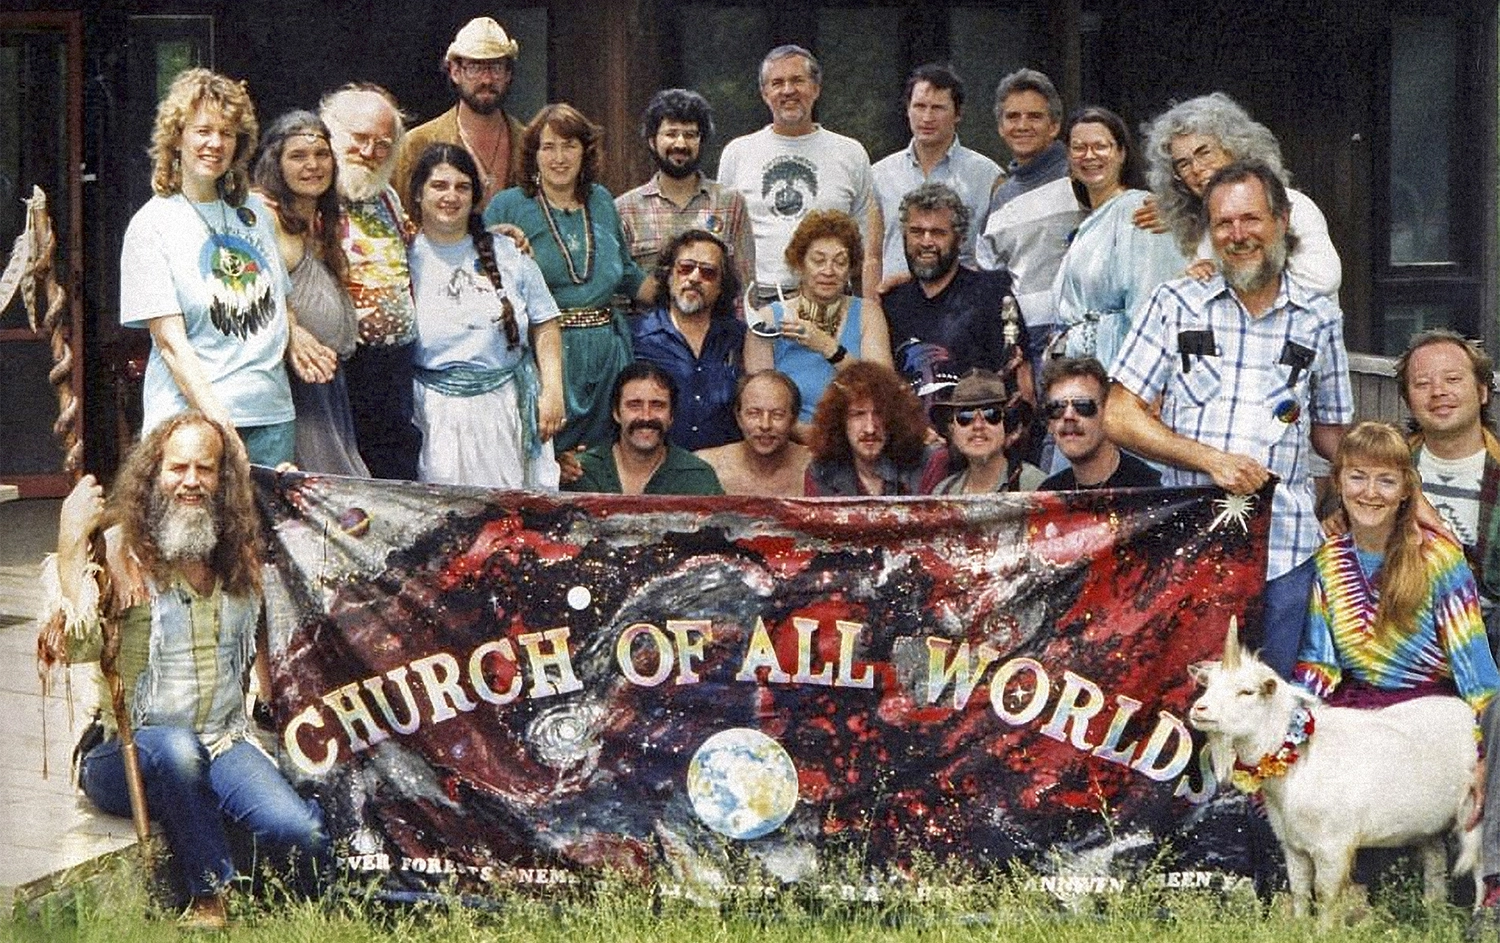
[1418,447,1486,549]
[716,125,873,291]
[120,192,292,431]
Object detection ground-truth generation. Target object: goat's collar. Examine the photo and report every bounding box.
[1229,706,1315,794]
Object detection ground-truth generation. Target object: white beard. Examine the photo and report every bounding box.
[153,495,219,562]
[339,160,394,203]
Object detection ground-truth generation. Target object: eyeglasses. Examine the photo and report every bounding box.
[1068,141,1116,158]
[457,59,511,78]
[1044,397,1100,420]
[674,259,720,282]
[954,405,1005,427]
[1171,142,1225,178]
[348,130,393,158]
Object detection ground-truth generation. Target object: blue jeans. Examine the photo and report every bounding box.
[80,727,328,897]
[238,420,296,468]
[1255,554,1318,679]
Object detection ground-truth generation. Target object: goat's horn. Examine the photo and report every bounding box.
[1223,616,1241,668]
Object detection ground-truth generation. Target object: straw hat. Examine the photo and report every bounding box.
[447,17,519,61]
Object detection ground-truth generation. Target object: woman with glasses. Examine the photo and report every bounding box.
[1051,106,1185,369]
[1138,92,1340,298]
[409,144,564,488]
[924,369,1043,494]
[1036,357,1159,490]
[483,103,647,456]
[744,209,893,436]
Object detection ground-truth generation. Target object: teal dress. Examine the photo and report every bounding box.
[484,183,644,452]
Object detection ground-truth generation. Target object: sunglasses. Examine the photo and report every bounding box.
[1044,397,1099,420]
[673,259,721,282]
[953,405,1005,427]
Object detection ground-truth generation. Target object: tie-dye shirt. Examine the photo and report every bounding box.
[1295,529,1499,713]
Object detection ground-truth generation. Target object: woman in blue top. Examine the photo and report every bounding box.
[1051,106,1185,370]
[483,103,645,453]
[743,210,892,436]
[410,145,564,489]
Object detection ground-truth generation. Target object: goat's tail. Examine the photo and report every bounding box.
[1455,777,1483,911]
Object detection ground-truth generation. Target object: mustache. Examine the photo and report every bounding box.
[626,419,666,435]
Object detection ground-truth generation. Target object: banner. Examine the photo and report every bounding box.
[255,471,1274,898]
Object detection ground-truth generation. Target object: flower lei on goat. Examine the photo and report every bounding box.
[1229,706,1315,794]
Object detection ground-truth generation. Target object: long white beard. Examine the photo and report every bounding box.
[339,160,394,203]
[153,494,219,562]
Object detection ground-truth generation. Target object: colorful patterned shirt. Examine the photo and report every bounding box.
[341,187,416,347]
[1110,272,1353,579]
[1295,530,1499,713]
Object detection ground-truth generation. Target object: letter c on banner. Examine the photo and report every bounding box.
[284,704,338,776]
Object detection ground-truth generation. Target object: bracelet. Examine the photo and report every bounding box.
[826,344,848,365]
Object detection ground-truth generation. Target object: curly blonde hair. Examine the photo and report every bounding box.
[149,68,259,205]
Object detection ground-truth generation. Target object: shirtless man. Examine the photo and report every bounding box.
[696,370,811,496]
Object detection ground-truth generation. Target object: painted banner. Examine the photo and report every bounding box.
[255,470,1275,899]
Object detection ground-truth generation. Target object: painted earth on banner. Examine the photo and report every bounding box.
[254,471,1274,898]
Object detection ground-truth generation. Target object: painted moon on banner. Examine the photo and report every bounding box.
[686,728,798,840]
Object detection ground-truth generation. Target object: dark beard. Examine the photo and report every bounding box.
[652,149,701,181]
[150,490,219,563]
[907,244,959,284]
[459,87,505,117]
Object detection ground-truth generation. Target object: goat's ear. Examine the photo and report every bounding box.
[1188,661,1217,686]
[1258,677,1278,697]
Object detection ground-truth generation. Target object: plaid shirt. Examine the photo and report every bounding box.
[1111,273,1353,579]
[615,173,756,297]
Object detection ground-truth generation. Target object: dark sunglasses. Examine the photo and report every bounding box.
[674,259,720,282]
[953,405,1005,427]
[1044,397,1099,420]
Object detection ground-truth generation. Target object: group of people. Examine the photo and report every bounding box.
[45,12,1500,928]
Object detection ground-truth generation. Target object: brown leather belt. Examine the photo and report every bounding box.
[557,307,613,329]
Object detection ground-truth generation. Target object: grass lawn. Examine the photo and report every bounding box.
[5,856,1494,943]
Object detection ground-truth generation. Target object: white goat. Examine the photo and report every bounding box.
[1187,618,1482,919]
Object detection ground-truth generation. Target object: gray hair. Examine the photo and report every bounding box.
[898,182,971,245]
[992,68,1062,123]
[759,44,821,88]
[1141,92,1289,255]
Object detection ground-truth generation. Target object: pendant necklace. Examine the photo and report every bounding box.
[537,189,594,285]
[458,114,507,196]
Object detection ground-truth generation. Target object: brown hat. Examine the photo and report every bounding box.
[934,369,1010,408]
[447,17,519,61]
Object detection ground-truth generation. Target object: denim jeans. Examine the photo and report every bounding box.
[1253,554,1317,680]
[80,726,328,897]
[238,420,297,468]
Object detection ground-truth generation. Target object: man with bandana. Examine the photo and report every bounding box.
[393,16,526,209]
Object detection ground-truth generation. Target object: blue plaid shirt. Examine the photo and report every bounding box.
[1110,273,1353,579]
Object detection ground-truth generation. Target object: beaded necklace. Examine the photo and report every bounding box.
[537,188,594,285]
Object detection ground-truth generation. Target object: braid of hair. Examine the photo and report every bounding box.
[470,214,519,349]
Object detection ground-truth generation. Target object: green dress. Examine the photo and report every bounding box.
[484,183,644,452]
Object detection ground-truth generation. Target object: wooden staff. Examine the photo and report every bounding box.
[17,186,152,847]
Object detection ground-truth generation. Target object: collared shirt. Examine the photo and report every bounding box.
[630,306,746,451]
[341,187,416,347]
[615,173,756,299]
[566,443,725,495]
[1111,273,1354,579]
[986,140,1070,217]
[871,136,1002,276]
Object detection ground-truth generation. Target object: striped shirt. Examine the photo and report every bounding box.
[1111,272,1353,578]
